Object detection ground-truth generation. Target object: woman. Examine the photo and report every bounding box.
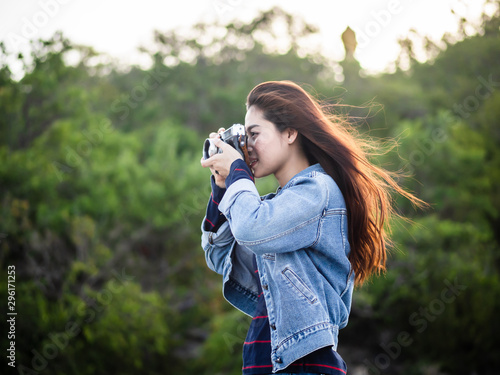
[200,81,423,374]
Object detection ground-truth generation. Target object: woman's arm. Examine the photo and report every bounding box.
[202,221,235,275]
[219,160,329,255]
[201,176,235,274]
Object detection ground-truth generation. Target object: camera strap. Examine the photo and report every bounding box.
[239,134,252,171]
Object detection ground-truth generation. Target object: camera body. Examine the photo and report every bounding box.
[203,124,250,165]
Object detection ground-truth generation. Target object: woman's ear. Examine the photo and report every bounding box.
[286,128,299,144]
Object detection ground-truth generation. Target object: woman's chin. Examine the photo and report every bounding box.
[250,162,258,177]
[252,169,272,180]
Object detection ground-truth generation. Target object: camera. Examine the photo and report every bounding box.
[202,124,250,165]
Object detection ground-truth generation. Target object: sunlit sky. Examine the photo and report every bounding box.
[0,0,492,75]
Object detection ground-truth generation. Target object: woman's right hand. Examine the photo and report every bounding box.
[208,128,226,188]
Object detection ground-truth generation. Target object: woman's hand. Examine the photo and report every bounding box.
[201,129,227,188]
[200,128,243,188]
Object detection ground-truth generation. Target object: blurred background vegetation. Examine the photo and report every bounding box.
[1,2,499,375]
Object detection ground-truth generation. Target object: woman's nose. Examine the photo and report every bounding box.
[246,137,254,153]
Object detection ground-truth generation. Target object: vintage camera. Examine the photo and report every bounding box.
[202,124,250,166]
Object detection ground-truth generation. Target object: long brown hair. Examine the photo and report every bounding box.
[246,80,425,286]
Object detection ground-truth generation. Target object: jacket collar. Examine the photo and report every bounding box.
[277,163,325,193]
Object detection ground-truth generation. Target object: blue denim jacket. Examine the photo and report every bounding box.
[201,163,354,373]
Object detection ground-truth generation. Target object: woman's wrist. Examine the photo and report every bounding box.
[224,159,254,189]
[203,176,227,233]
[211,175,226,200]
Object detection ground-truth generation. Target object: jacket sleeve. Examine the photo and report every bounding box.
[200,176,235,274]
[201,220,235,275]
[218,174,328,255]
[201,185,261,314]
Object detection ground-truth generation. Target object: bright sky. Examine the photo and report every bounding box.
[0,0,491,75]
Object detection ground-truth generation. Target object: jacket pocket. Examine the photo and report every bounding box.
[282,267,318,304]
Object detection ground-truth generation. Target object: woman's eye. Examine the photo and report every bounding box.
[250,132,258,138]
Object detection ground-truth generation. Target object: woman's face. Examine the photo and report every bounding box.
[244,106,293,180]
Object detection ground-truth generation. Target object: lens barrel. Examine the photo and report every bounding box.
[203,138,219,160]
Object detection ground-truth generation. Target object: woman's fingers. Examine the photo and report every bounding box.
[201,129,241,181]
[209,128,225,139]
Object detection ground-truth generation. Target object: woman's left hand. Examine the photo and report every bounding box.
[200,138,243,178]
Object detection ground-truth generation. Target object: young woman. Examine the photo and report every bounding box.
[200,81,423,374]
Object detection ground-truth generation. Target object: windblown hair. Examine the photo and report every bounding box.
[246,80,425,286]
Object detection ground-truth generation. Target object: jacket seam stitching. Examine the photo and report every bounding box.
[235,214,322,246]
[273,322,336,352]
[227,276,259,302]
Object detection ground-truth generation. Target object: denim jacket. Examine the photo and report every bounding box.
[201,163,354,373]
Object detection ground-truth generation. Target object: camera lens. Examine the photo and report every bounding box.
[203,138,218,159]
[203,138,210,159]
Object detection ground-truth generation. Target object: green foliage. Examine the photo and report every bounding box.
[1,3,499,375]
[0,268,178,375]
[196,310,251,375]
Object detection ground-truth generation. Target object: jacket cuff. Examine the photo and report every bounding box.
[203,175,227,232]
[225,159,254,189]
